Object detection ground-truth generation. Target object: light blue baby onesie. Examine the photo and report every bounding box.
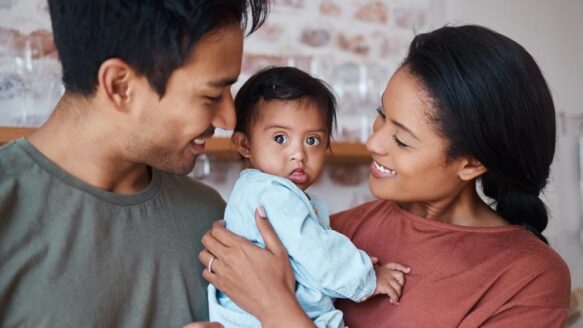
[208,169,376,328]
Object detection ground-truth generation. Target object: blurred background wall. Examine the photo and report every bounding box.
[1,0,582,324]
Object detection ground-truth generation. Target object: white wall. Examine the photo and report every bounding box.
[435,0,583,115]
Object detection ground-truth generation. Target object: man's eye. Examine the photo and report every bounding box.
[206,95,222,103]
[274,134,288,144]
[306,136,321,146]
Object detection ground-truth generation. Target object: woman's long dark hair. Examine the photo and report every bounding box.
[403,25,556,243]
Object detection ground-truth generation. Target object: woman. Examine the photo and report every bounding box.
[198,25,571,327]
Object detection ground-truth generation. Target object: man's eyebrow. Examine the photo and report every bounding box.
[207,77,238,88]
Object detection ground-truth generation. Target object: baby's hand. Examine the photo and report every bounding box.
[373,262,411,305]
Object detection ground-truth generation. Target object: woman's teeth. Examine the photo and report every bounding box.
[193,138,206,145]
[374,161,396,175]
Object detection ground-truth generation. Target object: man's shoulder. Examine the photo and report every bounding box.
[0,140,31,176]
[158,171,225,210]
[0,141,37,194]
[159,172,220,195]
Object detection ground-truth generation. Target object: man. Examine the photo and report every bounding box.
[0,1,268,326]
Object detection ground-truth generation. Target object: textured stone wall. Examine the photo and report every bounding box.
[239,0,432,141]
[0,0,431,132]
[0,0,432,211]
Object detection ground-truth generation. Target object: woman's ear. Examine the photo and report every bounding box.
[457,157,487,181]
[231,132,251,158]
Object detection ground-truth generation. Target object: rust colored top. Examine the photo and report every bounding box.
[332,200,571,327]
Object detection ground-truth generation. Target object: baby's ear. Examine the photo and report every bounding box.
[231,132,251,158]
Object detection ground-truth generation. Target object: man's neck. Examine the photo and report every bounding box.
[27,95,151,194]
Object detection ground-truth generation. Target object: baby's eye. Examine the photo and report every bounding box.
[274,134,288,144]
[306,136,321,146]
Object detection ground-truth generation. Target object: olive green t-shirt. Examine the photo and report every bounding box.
[0,139,225,327]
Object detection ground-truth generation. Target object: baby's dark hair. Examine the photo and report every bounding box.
[234,66,337,147]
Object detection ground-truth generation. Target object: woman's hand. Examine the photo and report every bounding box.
[199,208,314,327]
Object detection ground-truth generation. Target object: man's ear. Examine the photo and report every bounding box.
[457,157,488,181]
[97,58,135,110]
[231,132,251,158]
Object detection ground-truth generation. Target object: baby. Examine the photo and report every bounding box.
[208,66,409,328]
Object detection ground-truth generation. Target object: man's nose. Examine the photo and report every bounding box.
[212,91,236,130]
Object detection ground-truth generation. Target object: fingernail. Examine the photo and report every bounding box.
[257,206,266,218]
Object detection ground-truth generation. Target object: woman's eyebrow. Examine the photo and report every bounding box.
[391,119,420,141]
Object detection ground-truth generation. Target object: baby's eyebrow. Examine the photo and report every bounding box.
[263,124,290,131]
[305,129,328,134]
[263,125,327,134]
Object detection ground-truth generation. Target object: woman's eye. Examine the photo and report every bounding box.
[274,134,288,144]
[306,136,321,146]
[393,135,408,148]
[376,106,386,119]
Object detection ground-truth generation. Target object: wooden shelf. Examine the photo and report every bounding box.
[0,127,36,144]
[0,126,371,164]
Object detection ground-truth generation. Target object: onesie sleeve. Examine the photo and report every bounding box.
[258,178,376,302]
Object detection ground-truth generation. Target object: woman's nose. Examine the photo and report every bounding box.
[366,125,389,156]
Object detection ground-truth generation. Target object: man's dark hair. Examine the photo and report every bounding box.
[234,66,337,147]
[48,0,269,97]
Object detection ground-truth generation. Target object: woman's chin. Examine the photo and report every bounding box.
[368,176,398,200]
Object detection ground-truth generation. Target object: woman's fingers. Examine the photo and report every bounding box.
[197,208,300,323]
[200,230,230,260]
[209,220,248,247]
[202,268,218,287]
[254,208,285,257]
[254,207,296,292]
[198,249,214,270]
[198,249,223,275]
